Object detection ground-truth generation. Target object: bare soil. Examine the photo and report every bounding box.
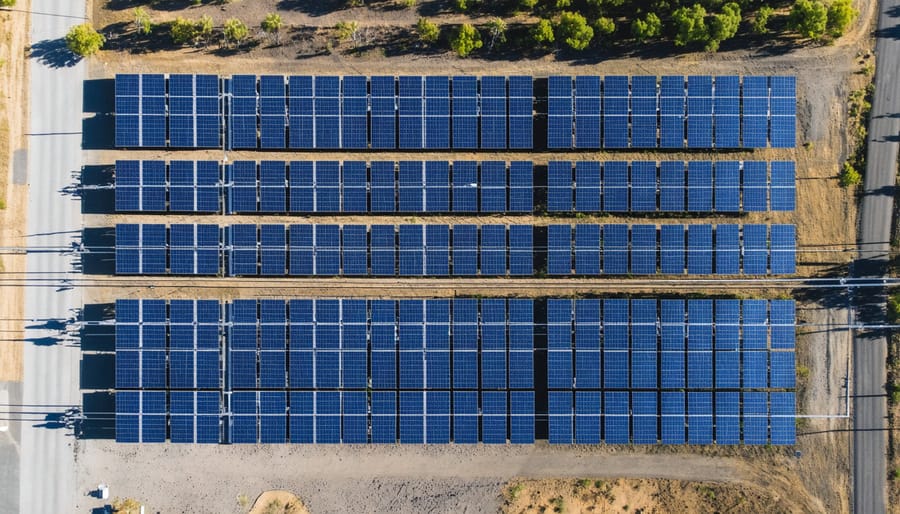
[248,490,309,514]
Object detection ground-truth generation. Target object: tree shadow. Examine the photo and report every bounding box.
[29,38,82,68]
[276,0,350,16]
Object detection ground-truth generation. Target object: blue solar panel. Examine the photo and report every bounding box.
[370,161,396,213]
[399,161,425,212]
[452,76,478,149]
[713,161,740,212]
[169,161,221,213]
[549,76,575,149]
[687,161,713,212]
[575,391,601,444]
[508,299,534,390]
[339,224,366,276]
[509,161,533,212]
[312,161,340,213]
[509,225,534,276]
[686,224,712,275]
[547,299,573,390]
[714,391,740,444]
[452,161,477,212]
[371,301,397,390]
[481,76,507,149]
[399,391,424,444]
[370,76,396,149]
[425,161,450,212]
[480,161,507,213]
[770,392,796,445]
[341,76,368,149]
[770,299,796,349]
[314,76,340,149]
[425,76,451,150]
[548,161,572,212]
[230,391,258,443]
[574,161,601,212]
[508,76,533,149]
[399,76,424,149]
[228,161,257,213]
[370,391,396,443]
[742,224,768,274]
[139,391,167,443]
[687,76,713,148]
[315,391,341,443]
[481,299,507,390]
[314,224,341,276]
[115,391,140,442]
[548,224,572,275]
[770,351,796,389]
[631,76,658,148]
[660,225,685,274]
[742,161,767,212]
[259,76,286,149]
[482,391,507,443]
[341,161,367,213]
[770,77,796,148]
[631,161,657,212]
[228,225,257,276]
[632,391,658,444]
[603,224,628,275]
[716,224,740,275]
[114,161,140,211]
[660,76,685,148]
[603,391,629,444]
[714,76,740,148]
[169,224,196,275]
[661,391,685,444]
[480,225,506,275]
[771,161,796,211]
[743,350,768,389]
[260,224,286,276]
[574,224,600,275]
[743,391,768,444]
[135,224,167,275]
[425,391,450,443]
[603,76,629,148]
[687,392,713,444]
[229,76,258,150]
[771,225,796,274]
[742,76,769,148]
[399,224,424,276]
[289,391,313,443]
[660,161,685,212]
[259,392,286,443]
[452,224,477,276]
[510,391,535,443]
[548,391,574,444]
[452,299,478,390]
[574,300,600,390]
[631,225,657,275]
[453,391,478,443]
[342,391,368,444]
[259,161,286,212]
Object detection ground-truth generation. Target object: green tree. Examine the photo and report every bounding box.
[555,0,572,8]
[0,0,16,6]
[839,162,862,187]
[453,0,470,11]
[133,7,152,35]
[261,13,283,44]
[532,19,555,45]
[451,23,482,57]
[335,21,359,42]
[752,5,774,34]
[170,17,199,45]
[593,17,615,37]
[631,13,661,42]
[196,15,214,44]
[416,18,440,44]
[672,4,708,47]
[557,11,594,50]
[587,0,625,7]
[826,0,858,37]
[486,17,507,50]
[65,23,105,56]
[519,0,539,10]
[707,2,740,51]
[789,0,828,39]
[223,18,249,46]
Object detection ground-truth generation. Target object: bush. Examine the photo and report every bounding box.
[335,21,359,42]
[594,17,615,37]
[707,2,741,51]
[223,18,249,45]
[196,15,214,42]
[171,17,198,45]
[65,23,105,56]
[519,0,539,10]
[133,7,152,35]
[486,17,507,50]
[0,0,16,6]
[826,0,858,37]
[752,6,774,34]
[451,23,482,57]
[532,19,555,45]
[839,162,862,187]
[672,4,708,47]
[888,293,900,322]
[261,13,282,34]
[631,13,661,42]
[416,18,440,44]
[789,0,828,40]
[557,11,593,50]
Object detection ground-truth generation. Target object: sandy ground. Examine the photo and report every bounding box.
[68,0,874,512]
[0,0,30,382]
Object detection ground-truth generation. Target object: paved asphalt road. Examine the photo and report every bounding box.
[17,2,86,513]
[853,0,900,512]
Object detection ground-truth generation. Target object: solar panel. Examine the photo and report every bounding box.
[770,76,796,148]
[230,391,258,443]
[687,161,713,212]
[687,392,713,444]
[574,299,601,390]
[370,161,396,213]
[509,161,534,212]
[452,76,478,149]
[169,161,221,212]
[714,76,740,148]
[742,224,768,274]
[452,161,478,212]
[770,392,796,445]
[686,224,712,275]
[574,224,600,275]
[482,391,507,444]
[742,161,768,212]
[314,224,340,276]
[314,76,341,149]
[259,161,286,212]
[452,299,478,390]
[342,391,368,443]
[425,161,450,212]
[509,225,534,276]
[770,299,796,349]
[114,160,141,212]
[481,76,507,149]
[227,161,257,213]
[770,351,796,389]
[480,225,506,275]
[548,161,573,212]
[259,391,286,443]
[260,224,286,276]
[399,161,425,212]
[549,76,575,149]
[548,225,572,275]
[630,161,657,212]
[742,76,769,148]
[341,76,368,149]
[660,161,685,212]
[228,224,258,276]
[289,391,313,443]
[453,391,478,443]
[371,391,396,443]
[399,224,425,276]
[315,391,341,443]
[604,391,629,444]
[371,300,397,390]
[229,75,258,150]
[399,391,424,444]
[288,76,314,149]
[660,224,685,274]
[631,76,658,148]
[575,391,601,444]
[399,76,424,149]
[631,225,657,275]
[771,224,797,274]
[260,75,286,149]
[771,161,796,211]
[603,76,629,148]
[715,224,740,275]
[602,224,628,275]
[508,76,533,149]
[547,299,573,390]
[714,161,740,212]
[661,391,685,444]
[452,224,477,276]
[687,76,713,148]
[510,391,535,443]
[425,76,451,149]
[426,391,451,443]
[480,161,507,212]
[115,74,140,147]
[508,299,534,390]
[660,76,685,148]
[574,161,601,212]
[548,391,573,444]
[339,161,366,213]
[743,391,768,444]
[481,299,507,390]
[425,222,450,276]
[632,391,658,444]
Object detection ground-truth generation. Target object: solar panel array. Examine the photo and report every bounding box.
[115,298,795,444]
[115,160,221,212]
[548,75,796,149]
[115,74,221,148]
[548,160,795,213]
[115,223,797,276]
[547,298,796,445]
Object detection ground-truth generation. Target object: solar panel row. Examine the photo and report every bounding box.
[115,160,221,213]
[115,74,221,148]
[548,75,795,149]
[548,391,795,445]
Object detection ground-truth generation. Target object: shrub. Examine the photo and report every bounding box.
[171,18,198,45]
[707,2,741,51]
[839,162,862,187]
[752,6,774,34]
[826,0,858,37]
[594,17,615,37]
[789,0,828,40]
[196,15,214,43]
[557,11,593,50]
[519,0,538,10]
[532,19,555,44]
[631,13,661,42]
[486,17,507,50]
[451,23,482,57]
[335,21,359,42]
[223,18,249,45]
[65,23,105,56]
[133,7,152,35]
[672,4,708,47]
[261,13,283,35]
[416,18,440,44]
[0,0,16,6]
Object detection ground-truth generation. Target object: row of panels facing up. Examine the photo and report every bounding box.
[114,160,796,214]
[116,298,794,392]
[114,223,798,276]
[116,390,795,445]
